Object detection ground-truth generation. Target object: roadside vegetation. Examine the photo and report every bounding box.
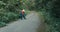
[35,0,60,32]
[0,0,60,32]
[23,0,60,32]
[0,0,30,27]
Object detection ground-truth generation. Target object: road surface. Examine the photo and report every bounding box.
[0,12,41,32]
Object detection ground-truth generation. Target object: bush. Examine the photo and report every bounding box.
[0,22,6,27]
[39,10,60,32]
[0,12,20,27]
[0,0,21,27]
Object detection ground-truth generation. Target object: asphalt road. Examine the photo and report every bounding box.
[0,12,41,32]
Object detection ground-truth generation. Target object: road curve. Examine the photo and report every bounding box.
[0,12,41,32]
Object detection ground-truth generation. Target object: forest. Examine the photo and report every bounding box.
[0,0,60,32]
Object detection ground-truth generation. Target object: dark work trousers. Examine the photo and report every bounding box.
[20,12,26,20]
[22,14,26,19]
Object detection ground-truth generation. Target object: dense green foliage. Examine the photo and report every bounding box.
[19,0,60,32]
[0,0,60,32]
[34,0,60,32]
[0,0,30,27]
[23,0,60,32]
[0,0,21,27]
